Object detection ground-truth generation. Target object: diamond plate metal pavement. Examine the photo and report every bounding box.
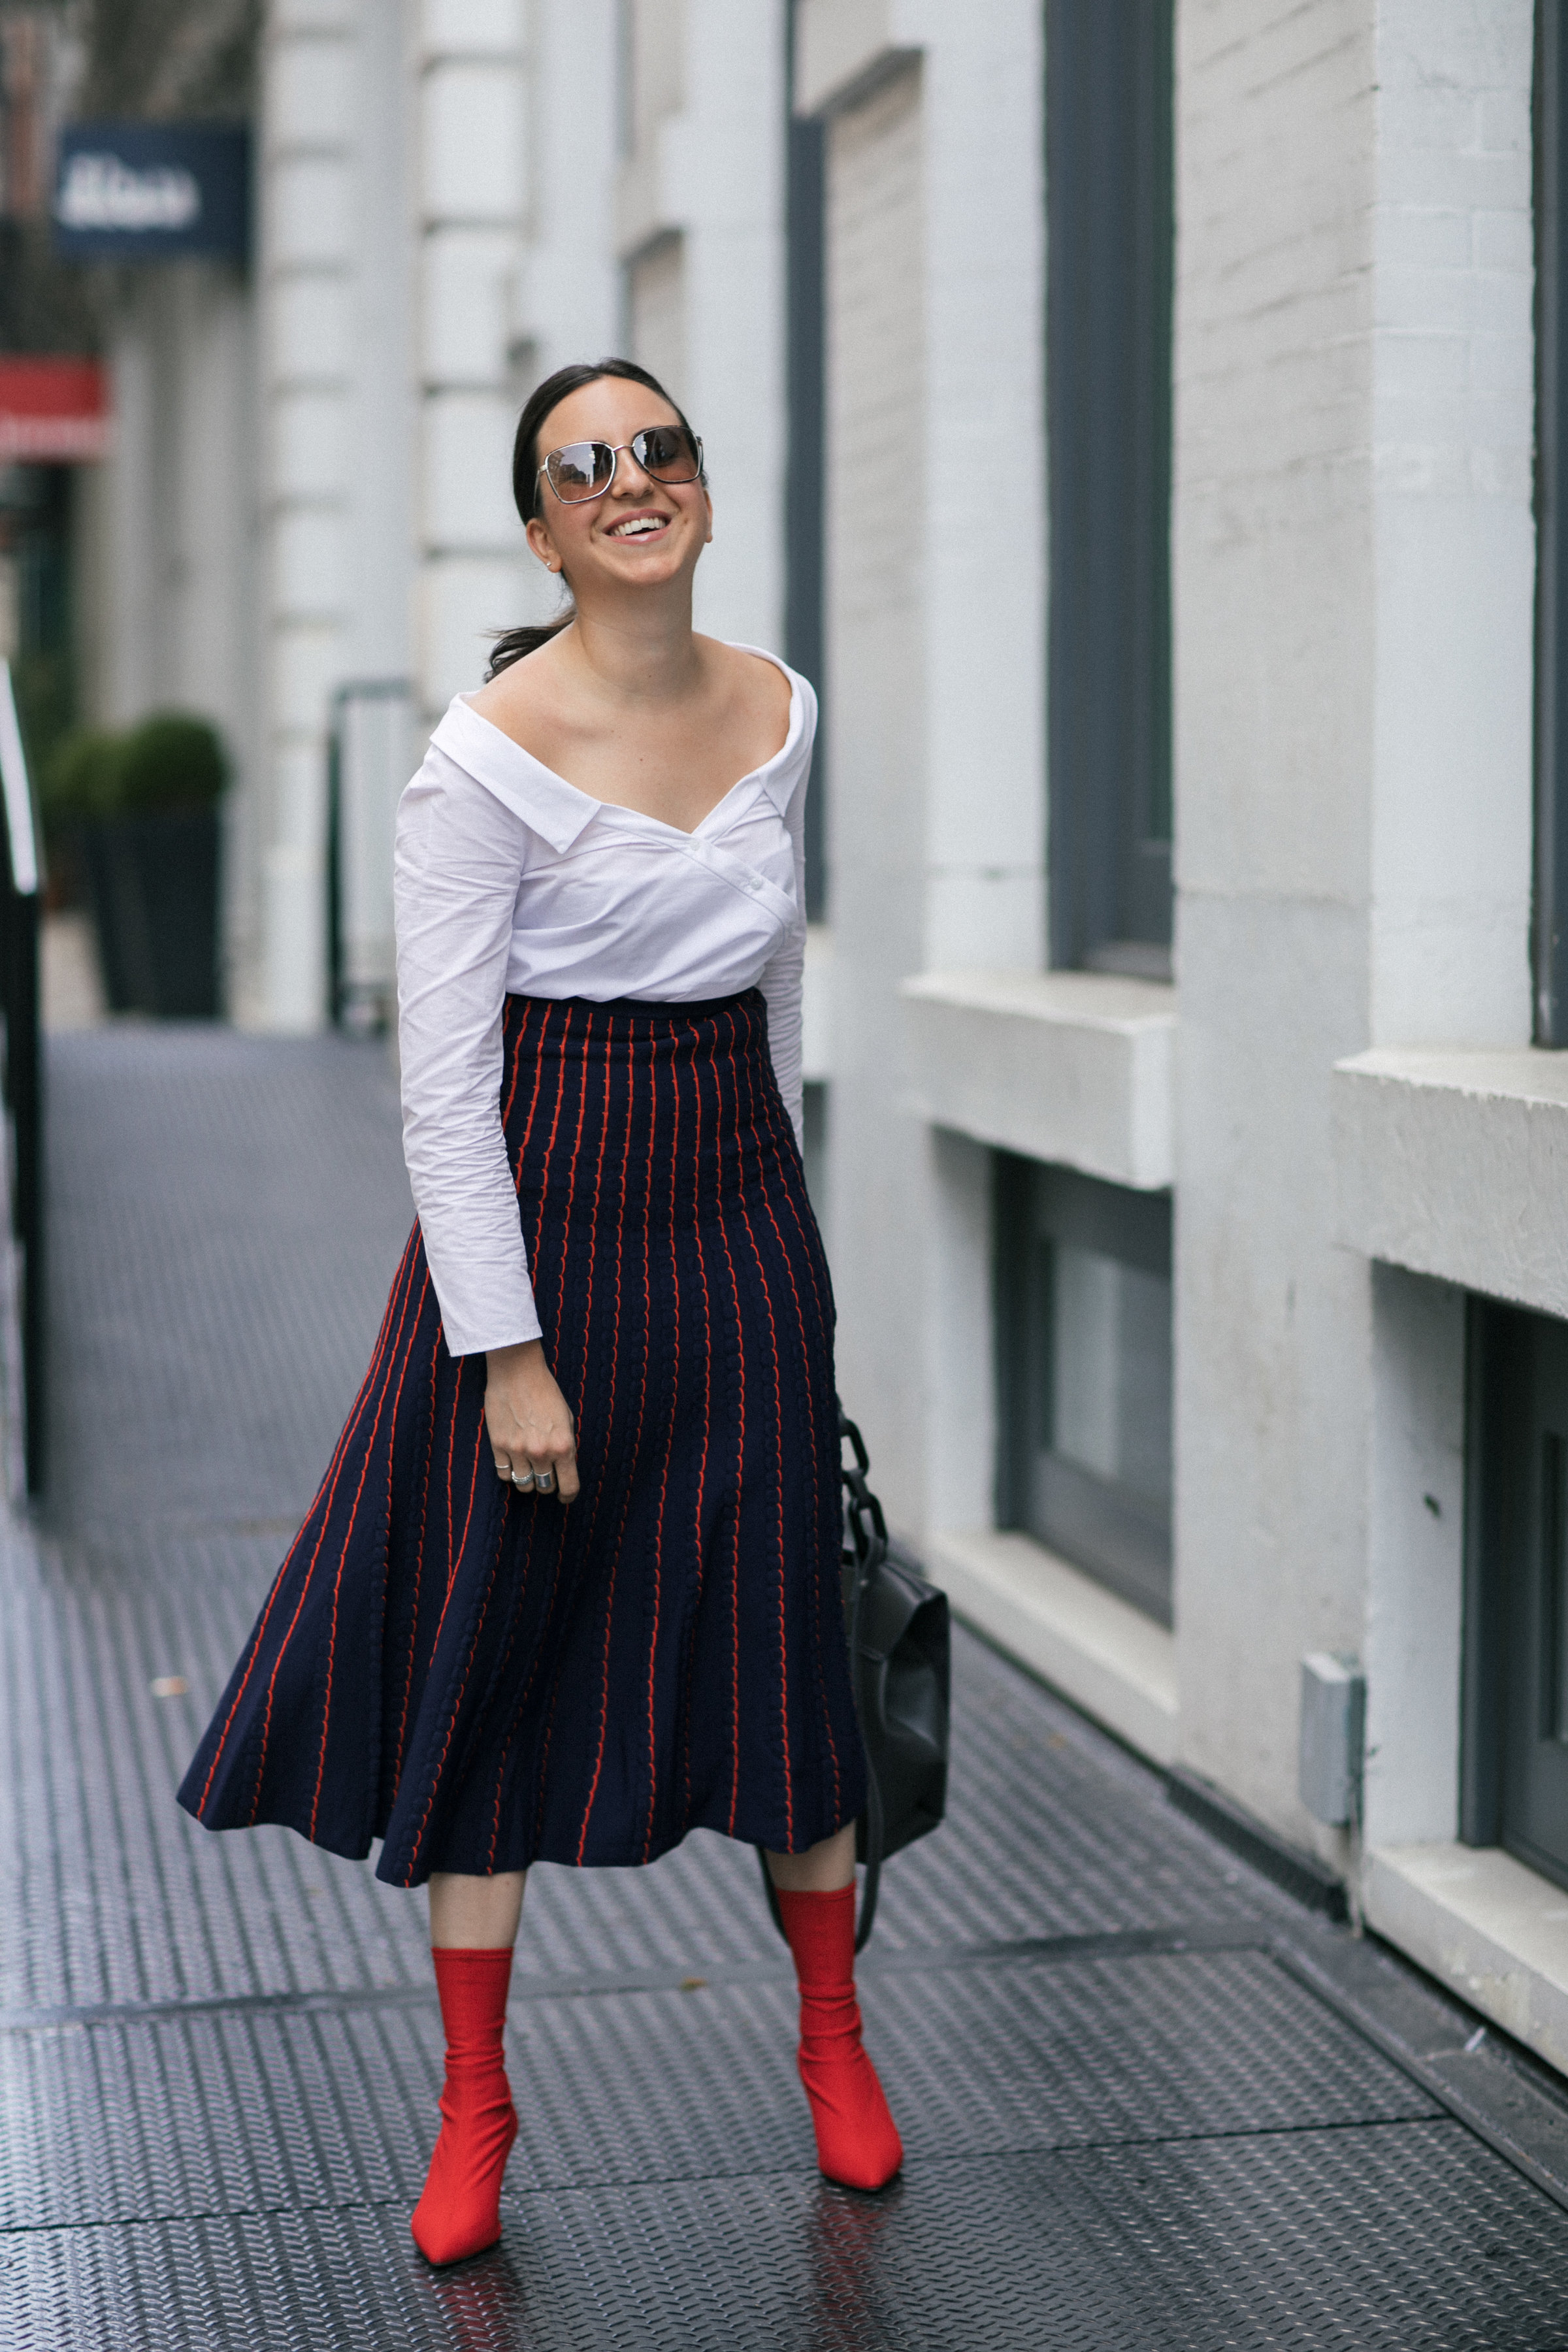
[2,1026,1567,2348]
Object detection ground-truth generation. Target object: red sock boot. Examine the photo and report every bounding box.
[776,1886,903,2191]
[410,1946,519,2266]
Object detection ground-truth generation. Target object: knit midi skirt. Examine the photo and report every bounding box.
[178,988,865,1885]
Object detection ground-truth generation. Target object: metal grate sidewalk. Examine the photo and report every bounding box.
[3,1026,1568,2349]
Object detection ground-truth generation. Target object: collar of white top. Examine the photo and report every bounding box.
[431,644,808,858]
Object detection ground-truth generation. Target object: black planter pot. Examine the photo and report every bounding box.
[84,809,221,1019]
[80,823,136,1013]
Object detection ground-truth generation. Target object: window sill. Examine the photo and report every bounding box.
[926,1526,1178,1766]
[1363,1841,1568,2080]
[1332,1047,1568,1316]
[901,969,1176,1188]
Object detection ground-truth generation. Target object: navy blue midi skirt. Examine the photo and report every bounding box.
[178,989,865,1885]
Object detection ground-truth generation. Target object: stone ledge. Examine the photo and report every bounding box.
[1332,1047,1568,1316]
[901,969,1175,1189]
[795,0,918,118]
[1364,1840,1568,2081]
[927,1527,1177,1767]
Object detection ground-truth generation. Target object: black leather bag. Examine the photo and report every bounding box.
[760,1409,951,1950]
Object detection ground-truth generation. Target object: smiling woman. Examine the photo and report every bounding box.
[177,355,902,2266]
[474,361,791,832]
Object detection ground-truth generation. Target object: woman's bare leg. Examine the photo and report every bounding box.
[427,1870,527,1949]
[764,1823,855,1893]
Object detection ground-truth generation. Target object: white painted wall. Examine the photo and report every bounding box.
[258,0,357,1030]
[819,58,930,1527]
[1174,0,1535,1850]
[254,0,420,1030]
[1369,4,1535,1053]
[520,0,619,387]
[800,0,1043,1543]
[617,0,787,653]
[76,266,259,1013]
[412,0,532,723]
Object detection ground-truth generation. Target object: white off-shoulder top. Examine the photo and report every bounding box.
[393,647,815,1359]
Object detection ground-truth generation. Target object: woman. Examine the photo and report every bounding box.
[178,357,902,2266]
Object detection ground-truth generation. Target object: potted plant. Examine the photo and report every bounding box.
[41,729,135,1010]
[46,713,227,1019]
[106,713,227,1018]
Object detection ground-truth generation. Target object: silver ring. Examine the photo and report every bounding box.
[534,1471,556,1493]
[511,1469,534,1490]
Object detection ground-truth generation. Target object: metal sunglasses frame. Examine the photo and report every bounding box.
[537,426,705,506]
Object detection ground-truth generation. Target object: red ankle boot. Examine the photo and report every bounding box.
[410,1946,519,2266]
[776,1886,903,2191]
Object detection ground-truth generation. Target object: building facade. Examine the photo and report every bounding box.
[65,0,1568,2078]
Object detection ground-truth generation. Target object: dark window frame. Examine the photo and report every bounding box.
[785,0,827,921]
[1463,1292,1568,1888]
[1045,0,1174,979]
[995,1152,1174,1626]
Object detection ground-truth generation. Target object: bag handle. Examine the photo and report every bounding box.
[758,1407,883,1953]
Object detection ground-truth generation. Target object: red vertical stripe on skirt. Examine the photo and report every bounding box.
[195,1232,421,1817]
[393,1324,444,1782]
[721,1009,794,1850]
[500,995,534,1132]
[640,1017,679,1860]
[483,1507,544,1869]
[306,1260,432,1837]
[702,1015,748,1837]
[529,1004,575,1269]
[408,1514,510,1875]
[482,1013,609,1857]
[423,1004,575,1704]
[576,1021,651,1864]
[533,1032,623,1850]
[377,1264,436,1783]
[550,1010,593,1330]
[512,998,552,1201]
[675,1027,711,1833]
[735,1000,839,1815]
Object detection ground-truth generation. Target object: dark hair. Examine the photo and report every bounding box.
[486,357,704,679]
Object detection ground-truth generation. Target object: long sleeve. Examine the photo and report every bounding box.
[757,749,809,1153]
[393,751,542,1358]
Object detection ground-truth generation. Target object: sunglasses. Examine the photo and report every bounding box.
[538,423,704,506]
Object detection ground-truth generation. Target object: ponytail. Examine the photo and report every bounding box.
[487,355,702,679]
[486,610,573,680]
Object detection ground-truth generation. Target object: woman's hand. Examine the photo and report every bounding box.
[485,1339,580,1503]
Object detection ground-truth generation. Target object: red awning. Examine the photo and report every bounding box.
[0,357,109,462]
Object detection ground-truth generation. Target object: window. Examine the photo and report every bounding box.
[1536,5,1568,1040]
[785,0,826,919]
[1045,0,1173,979]
[995,1156,1173,1624]
[1463,1298,1568,1886]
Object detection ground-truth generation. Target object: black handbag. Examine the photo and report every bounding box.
[760,1408,951,1950]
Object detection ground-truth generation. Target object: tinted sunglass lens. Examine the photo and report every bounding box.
[549,441,613,500]
[634,426,698,481]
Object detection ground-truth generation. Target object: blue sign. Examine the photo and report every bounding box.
[53,122,250,263]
